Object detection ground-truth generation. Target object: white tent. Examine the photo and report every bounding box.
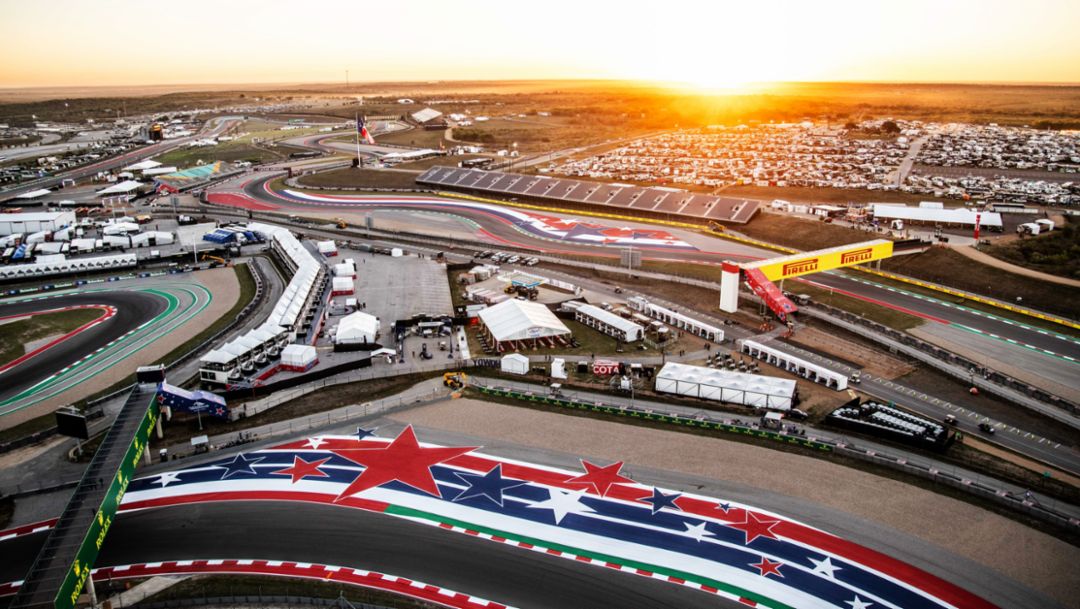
[478,299,570,345]
[331,276,354,295]
[280,344,318,371]
[869,204,1002,228]
[335,311,379,344]
[96,180,143,196]
[317,240,337,256]
[500,353,530,375]
[122,160,162,172]
[654,362,795,410]
[551,358,567,380]
[334,260,356,277]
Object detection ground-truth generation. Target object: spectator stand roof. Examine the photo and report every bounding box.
[477,299,570,343]
[416,166,761,224]
[154,161,225,192]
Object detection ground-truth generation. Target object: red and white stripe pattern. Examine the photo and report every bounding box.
[0,559,515,608]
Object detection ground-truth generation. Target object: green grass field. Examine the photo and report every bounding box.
[295,167,420,190]
[0,308,105,369]
[982,217,1079,280]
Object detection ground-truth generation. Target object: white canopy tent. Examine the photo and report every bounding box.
[500,353,530,375]
[477,299,570,346]
[335,311,379,344]
[654,362,796,410]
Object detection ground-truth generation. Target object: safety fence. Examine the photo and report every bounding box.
[470,379,1079,530]
[471,382,833,452]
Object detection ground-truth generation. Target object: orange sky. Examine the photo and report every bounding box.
[0,0,1077,89]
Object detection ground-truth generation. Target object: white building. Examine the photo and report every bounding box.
[573,303,643,342]
[0,211,76,236]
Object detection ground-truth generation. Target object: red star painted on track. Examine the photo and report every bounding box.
[330,426,477,501]
[565,460,635,497]
[729,511,783,544]
[750,557,784,578]
[272,456,332,484]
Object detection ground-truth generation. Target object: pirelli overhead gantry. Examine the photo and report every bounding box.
[720,240,895,320]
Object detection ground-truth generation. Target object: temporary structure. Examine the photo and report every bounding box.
[477,299,570,350]
[654,362,795,410]
[335,311,379,345]
[280,344,318,372]
[500,353,530,375]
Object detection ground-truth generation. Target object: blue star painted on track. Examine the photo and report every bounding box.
[452,464,527,507]
[215,453,264,479]
[642,487,682,514]
[355,426,377,440]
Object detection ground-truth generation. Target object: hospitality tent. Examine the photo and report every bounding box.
[654,362,795,410]
[280,344,318,372]
[477,299,570,351]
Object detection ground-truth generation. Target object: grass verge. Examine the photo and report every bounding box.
[295,167,420,190]
[0,308,106,368]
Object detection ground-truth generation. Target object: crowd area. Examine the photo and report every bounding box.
[553,120,1080,206]
[555,122,909,190]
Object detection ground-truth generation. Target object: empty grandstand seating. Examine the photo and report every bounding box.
[416,167,761,225]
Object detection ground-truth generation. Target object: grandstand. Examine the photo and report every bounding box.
[415,166,760,225]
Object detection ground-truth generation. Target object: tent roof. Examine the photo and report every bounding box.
[336,311,379,342]
[576,304,644,334]
[96,180,143,195]
[122,160,162,171]
[869,204,1002,227]
[478,299,570,343]
[656,362,795,397]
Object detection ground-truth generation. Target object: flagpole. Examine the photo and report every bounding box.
[355,113,362,167]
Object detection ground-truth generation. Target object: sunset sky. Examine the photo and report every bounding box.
[1,0,1077,89]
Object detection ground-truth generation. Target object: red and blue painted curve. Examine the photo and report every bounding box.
[0,559,515,609]
[73,428,997,609]
[0,305,116,376]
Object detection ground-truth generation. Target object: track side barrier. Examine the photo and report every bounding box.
[472,385,833,452]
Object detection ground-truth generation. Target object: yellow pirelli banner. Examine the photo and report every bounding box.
[748,240,894,281]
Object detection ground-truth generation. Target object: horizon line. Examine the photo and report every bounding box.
[2,78,1080,92]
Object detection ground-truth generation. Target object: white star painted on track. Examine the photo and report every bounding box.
[845,595,874,609]
[304,437,328,450]
[153,472,182,487]
[527,488,594,525]
[682,521,713,543]
[809,555,841,579]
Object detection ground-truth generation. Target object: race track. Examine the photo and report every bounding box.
[0,280,216,420]
[226,175,1080,369]
[0,428,1007,609]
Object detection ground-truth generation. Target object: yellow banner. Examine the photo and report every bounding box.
[753,240,894,281]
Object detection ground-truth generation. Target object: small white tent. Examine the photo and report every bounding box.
[500,353,530,375]
[335,311,379,344]
[280,344,318,371]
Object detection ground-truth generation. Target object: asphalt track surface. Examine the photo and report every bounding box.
[0,502,735,609]
[237,175,1080,365]
[0,280,215,418]
[0,291,163,404]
